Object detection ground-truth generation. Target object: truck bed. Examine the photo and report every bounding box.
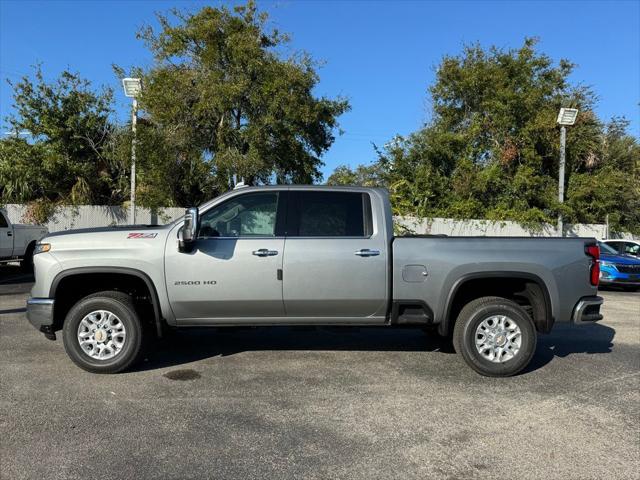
[391,236,597,331]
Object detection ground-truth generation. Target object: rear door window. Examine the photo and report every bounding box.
[287,191,372,237]
[623,243,640,255]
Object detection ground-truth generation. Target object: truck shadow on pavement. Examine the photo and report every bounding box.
[524,322,615,373]
[134,326,457,372]
[133,322,616,375]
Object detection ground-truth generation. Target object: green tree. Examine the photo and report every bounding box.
[330,38,640,233]
[124,1,349,204]
[327,161,388,188]
[1,67,121,208]
[565,118,640,232]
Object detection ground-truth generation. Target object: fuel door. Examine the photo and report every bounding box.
[402,264,428,283]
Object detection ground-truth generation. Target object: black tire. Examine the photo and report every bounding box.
[20,242,35,272]
[453,296,537,377]
[63,291,143,373]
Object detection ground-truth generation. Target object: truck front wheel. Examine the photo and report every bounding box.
[453,296,537,377]
[62,291,143,373]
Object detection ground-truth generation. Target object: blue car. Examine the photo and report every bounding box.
[598,242,640,291]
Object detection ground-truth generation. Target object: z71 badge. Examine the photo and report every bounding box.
[127,233,158,239]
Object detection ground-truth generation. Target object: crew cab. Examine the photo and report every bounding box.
[26,186,603,376]
[0,209,48,270]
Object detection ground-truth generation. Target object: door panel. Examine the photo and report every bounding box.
[0,212,12,257]
[282,190,388,321]
[283,238,387,319]
[164,190,286,322]
[165,237,284,320]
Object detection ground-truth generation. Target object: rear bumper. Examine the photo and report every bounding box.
[26,298,55,331]
[571,296,603,323]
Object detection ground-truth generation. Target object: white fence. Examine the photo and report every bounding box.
[4,204,184,232]
[396,216,609,239]
[4,203,631,240]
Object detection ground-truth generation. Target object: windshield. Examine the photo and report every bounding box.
[598,242,618,255]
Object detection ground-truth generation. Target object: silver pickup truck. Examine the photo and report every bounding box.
[26,186,603,376]
[1,209,48,270]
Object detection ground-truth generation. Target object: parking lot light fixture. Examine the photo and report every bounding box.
[556,108,579,126]
[122,78,142,98]
[556,108,579,237]
[121,78,142,224]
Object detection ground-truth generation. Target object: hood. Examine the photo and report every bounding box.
[45,224,169,239]
[600,252,640,265]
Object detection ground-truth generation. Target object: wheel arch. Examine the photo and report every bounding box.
[50,267,164,337]
[21,240,37,259]
[440,271,553,336]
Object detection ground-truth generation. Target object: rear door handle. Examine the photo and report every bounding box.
[7,232,12,236]
[252,248,278,257]
[355,249,380,257]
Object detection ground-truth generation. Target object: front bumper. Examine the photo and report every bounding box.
[599,267,640,286]
[26,298,56,339]
[571,296,603,323]
[599,278,640,287]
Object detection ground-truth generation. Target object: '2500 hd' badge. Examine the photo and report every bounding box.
[127,233,158,239]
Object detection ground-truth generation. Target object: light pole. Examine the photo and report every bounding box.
[556,107,578,237]
[122,78,142,224]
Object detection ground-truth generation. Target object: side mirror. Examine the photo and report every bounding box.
[178,207,199,252]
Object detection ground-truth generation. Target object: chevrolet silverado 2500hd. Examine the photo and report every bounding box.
[26,186,603,376]
[1,209,48,270]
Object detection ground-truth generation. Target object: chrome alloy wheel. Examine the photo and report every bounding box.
[475,315,522,363]
[77,310,127,360]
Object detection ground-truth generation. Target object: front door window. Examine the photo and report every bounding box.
[199,192,279,238]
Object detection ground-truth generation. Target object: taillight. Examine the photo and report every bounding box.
[585,244,600,286]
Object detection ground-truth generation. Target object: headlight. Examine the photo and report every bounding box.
[34,243,51,255]
[600,260,616,269]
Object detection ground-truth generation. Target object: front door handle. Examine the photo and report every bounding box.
[252,248,278,257]
[355,249,380,257]
[7,231,12,236]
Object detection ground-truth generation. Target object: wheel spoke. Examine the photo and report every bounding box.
[78,330,92,339]
[80,318,94,330]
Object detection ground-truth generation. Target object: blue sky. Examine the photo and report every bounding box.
[1,0,638,180]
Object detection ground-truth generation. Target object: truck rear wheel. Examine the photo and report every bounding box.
[453,296,536,377]
[62,291,143,373]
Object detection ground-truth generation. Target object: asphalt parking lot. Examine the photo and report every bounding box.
[1,264,638,480]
